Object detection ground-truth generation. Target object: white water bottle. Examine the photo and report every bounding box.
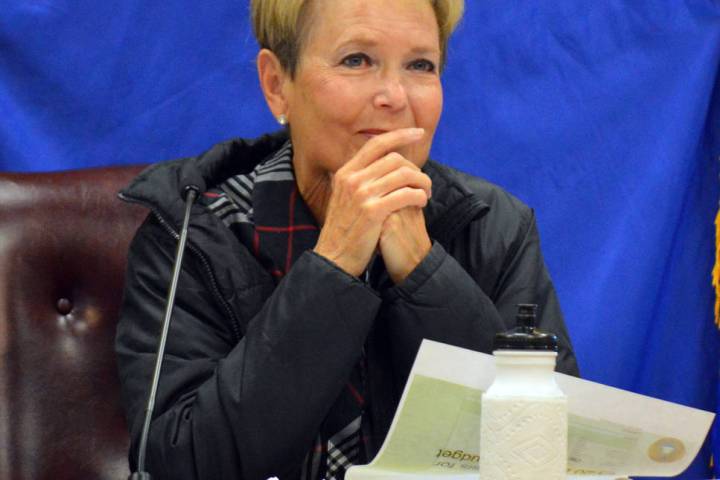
[479,304,568,480]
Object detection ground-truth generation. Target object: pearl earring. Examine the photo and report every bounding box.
[277,114,288,126]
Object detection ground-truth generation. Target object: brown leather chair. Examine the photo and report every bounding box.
[0,165,148,480]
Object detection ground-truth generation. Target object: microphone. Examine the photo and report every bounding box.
[180,170,206,202]
[129,170,206,480]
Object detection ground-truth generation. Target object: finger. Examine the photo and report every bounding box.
[345,128,425,172]
[372,187,429,217]
[360,152,420,182]
[368,167,432,199]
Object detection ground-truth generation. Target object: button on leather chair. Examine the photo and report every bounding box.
[0,165,148,480]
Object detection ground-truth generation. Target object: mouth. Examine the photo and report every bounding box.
[358,129,389,138]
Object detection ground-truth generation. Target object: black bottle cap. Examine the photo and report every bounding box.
[493,304,558,351]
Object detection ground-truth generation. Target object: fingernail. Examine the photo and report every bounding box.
[410,128,425,137]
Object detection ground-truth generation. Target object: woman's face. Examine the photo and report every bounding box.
[284,0,443,177]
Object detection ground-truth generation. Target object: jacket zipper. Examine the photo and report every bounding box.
[118,193,244,343]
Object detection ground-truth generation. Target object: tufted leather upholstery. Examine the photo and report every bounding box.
[0,166,148,480]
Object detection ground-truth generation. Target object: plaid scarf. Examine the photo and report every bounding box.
[202,141,367,479]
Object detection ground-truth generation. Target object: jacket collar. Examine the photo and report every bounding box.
[422,161,490,244]
[119,130,489,243]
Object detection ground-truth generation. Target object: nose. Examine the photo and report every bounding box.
[372,72,408,111]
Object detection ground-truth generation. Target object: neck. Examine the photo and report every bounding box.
[292,155,332,226]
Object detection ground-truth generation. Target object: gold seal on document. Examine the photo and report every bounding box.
[647,437,685,463]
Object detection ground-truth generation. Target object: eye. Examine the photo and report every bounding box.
[340,53,372,68]
[408,58,436,73]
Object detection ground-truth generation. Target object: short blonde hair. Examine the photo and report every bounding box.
[251,0,465,76]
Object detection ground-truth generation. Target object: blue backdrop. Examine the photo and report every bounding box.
[1,1,719,478]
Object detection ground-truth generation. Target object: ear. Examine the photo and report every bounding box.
[257,49,291,122]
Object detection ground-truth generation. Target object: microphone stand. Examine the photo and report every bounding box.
[129,185,200,480]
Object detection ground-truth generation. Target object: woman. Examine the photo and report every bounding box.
[116,0,579,479]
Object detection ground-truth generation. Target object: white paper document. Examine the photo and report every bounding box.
[346,340,714,479]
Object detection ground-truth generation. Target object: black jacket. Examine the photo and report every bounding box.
[116,131,579,480]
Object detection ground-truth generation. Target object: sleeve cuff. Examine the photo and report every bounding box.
[381,241,447,302]
[305,250,381,297]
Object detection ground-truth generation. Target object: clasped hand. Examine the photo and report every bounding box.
[313,128,432,284]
